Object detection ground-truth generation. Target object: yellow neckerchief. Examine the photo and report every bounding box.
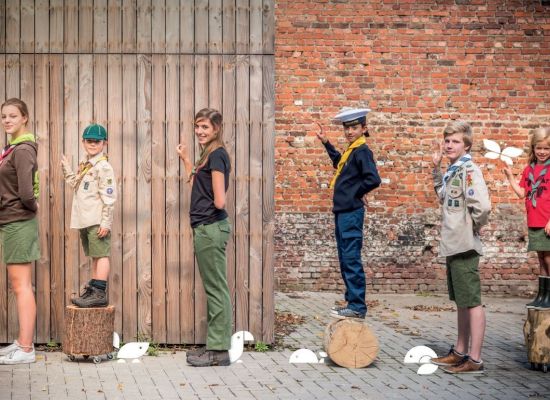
[329,136,366,189]
[76,154,108,190]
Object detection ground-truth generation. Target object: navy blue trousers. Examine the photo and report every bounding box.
[334,207,366,315]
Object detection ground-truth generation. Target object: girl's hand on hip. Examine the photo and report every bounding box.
[97,227,110,238]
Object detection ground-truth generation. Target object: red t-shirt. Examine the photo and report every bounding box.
[520,164,550,227]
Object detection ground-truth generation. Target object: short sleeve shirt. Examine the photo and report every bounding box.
[190,147,230,228]
[520,164,550,227]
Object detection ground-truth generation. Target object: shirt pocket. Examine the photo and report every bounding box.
[80,176,98,194]
[446,186,464,213]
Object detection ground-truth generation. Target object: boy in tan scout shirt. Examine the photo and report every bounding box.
[61,124,117,308]
[430,121,491,374]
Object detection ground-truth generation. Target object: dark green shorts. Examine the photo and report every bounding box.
[527,228,550,251]
[79,225,111,258]
[446,250,482,308]
[0,217,40,264]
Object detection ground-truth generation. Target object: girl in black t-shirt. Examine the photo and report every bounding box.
[177,108,232,367]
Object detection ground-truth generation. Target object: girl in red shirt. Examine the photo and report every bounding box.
[504,127,550,310]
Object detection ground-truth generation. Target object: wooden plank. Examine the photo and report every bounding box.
[20,0,34,53]
[236,0,249,54]
[194,0,208,54]
[209,56,223,112]
[93,0,108,53]
[194,55,208,342]
[250,0,262,54]
[35,0,50,53]
[209,0,222,54]
[64,0,78,53]
[0,0,5,53]
[0,54,6,343]
[6,54,20,341]
[137,54,152,338]
[35,54,51,344]
[262,0,274,54]
[249,55,263,339]
[122,54,137,342]
[107,54,124,336]
[222,55,237,323]
[136,0,151,53]
[179,54,194,343]
[5,0,20,53]
[62,55,80,312]
[222,0,235,54]
[93,55,108,126]
[165,0,179,53]
[49,55,65,342]
[165,54,180,343]
[152,0,165,53]
[151,54,166,343]
[262,55,275,343]
[235,54,249,332]
[78,54,94,291]
[122,0,137,53]
[79,0,94,52]
[179,0,193,54]
[107,0,122,53]
[49,0,64,53]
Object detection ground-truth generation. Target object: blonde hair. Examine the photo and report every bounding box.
[528,127,550,164]
[193,108,225,170]
[443,120,473,152]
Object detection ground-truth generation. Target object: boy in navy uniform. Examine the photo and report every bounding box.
[316,108,381,319]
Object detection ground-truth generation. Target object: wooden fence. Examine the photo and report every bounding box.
[0,0,275,344]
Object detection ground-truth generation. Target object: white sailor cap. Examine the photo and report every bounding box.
[334,108,371,128]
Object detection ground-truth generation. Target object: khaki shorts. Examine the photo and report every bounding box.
[0,217,40,264]
[80,225,111,258]
[446,250,482,308]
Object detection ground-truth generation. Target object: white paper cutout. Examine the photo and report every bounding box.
[289,349,326,364]
[228,331,254,363]
[116,342,150,359]
[403,345,439,375]
[483,139,523,166]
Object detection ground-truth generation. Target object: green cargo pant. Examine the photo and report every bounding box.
[193,218,232,350]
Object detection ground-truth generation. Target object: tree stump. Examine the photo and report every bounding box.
[523,308,550,372]
[324,319,379,368]
[63,305,115,358]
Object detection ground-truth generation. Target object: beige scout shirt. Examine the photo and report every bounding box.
[62,153,117,230]
[433,160,491,257]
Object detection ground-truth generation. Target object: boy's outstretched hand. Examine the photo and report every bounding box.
[60,154,69,167]
[314,123,328,144]
[97,226,110,238]
[432,139,443,167]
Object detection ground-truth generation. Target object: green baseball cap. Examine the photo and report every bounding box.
[82,124,107,141]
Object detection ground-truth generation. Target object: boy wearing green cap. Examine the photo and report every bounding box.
[61,124,117,307]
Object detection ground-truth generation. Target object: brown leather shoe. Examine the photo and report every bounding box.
[442,356,484,374]
[186,346,206,360]
[430,346,464,366]
[187,350,230,367]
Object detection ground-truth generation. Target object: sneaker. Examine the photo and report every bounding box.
[442,356,484,374]
[0,340,20,356]
[0,347,35,365]
[330,304,347,314]
[330,307,365,319]
[71,283,93,306]
[430,346,464,366]
[186,346,206,360]
[72,286,108,308]
[187,350,230,367]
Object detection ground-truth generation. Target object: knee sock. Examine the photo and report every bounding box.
[90,279,107,291]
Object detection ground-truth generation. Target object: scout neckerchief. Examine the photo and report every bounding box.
[0,133,36,166]
[330,135,367,189]
[527,159,550,207]
[439,154,471,197]
[75,154,108,190]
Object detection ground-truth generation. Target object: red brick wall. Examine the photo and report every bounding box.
[274,0,550,295]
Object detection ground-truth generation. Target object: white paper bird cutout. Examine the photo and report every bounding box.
[228,331,254,363]
[113,332,120,349]
[403,346,439,375]
[289,349,328,364]
[483,139,523,166]
[112,333,149,362]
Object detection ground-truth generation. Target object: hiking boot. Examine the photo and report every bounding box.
[71,282,93,306]
[430,346,464,366]
[527,276,546,309]
[187,350,230,367]
[186,346,206,360]
[0,340,20,356]
[0,346,35,365]
[442,356,484,374]
[72,286,108,308]
[330,307,365,319]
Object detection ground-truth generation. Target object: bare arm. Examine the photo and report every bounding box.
[176,143,194,182]
[212,170,226,209]
[503,165,526,198]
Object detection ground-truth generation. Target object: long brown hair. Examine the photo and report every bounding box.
[528,127,550,164]
[1,98,29,126]
[193,108,224,170]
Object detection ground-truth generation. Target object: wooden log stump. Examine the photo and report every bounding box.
[324,319,379,368]
[63,305,115,357]
[523,308,550,371]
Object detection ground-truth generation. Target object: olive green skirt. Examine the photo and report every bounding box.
[527,227,550,251]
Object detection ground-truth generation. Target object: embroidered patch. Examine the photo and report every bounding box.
[454,200,460,207]
[466,171,473,187]
[468,188,474,196]
[447,199,453,207]
[84,182,89,190]
[106,187,113,195]
[107,178,112,185]
[451,179,461,187]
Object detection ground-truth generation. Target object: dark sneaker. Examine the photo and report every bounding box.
[187,350,230,367]
[442,356,484,374]
[71,283,93,306]
[72,286,108,308]
[186,346,206,360]
[430,346,464,366]
[330,307,365,319]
